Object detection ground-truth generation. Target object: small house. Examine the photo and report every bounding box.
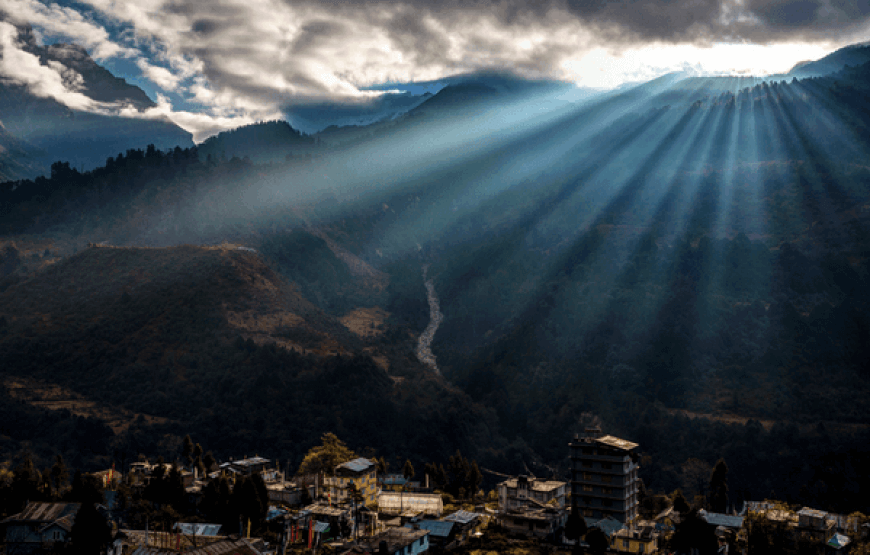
[1,502,81,555]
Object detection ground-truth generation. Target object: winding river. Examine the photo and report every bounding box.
[416,264,443,373]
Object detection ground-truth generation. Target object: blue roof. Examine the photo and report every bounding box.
[585,517,624,537]
[444,510,480,524]
[267,507,288,522]
[828,533,851,549]
[407,521,454,538]
[339,458,375,473]
[313,521,330,534]
[703,513,744,529]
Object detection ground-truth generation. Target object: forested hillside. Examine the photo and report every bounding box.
[1,60,870,515]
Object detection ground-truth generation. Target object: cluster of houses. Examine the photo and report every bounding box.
[2,429,867,555]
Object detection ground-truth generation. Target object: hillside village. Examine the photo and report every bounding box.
[2,428,868,555]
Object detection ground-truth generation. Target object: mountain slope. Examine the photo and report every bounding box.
[0,244,510,469]
[0,122,44,181]
[197,120,315,163]
[0,26,192,177]
[785,44,870,78]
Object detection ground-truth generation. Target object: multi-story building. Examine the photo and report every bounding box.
[569,427,641,523]
[323,458,378,507]
[497,476,567,511]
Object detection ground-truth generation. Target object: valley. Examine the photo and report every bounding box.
[1,26,870,524]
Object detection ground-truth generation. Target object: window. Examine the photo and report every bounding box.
[584,509,593,517]
[623,539,630,548]
[603,475,612,484]
[602,487,612,495]
[583,473,592,481]
[601,462,612,470]
[583,485,593,492]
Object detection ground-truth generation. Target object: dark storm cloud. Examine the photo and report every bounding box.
[292,0,870,44]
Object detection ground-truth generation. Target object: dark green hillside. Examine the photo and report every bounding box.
[197,121,315,164]
[0,244,509,471]
[2,57,870,514]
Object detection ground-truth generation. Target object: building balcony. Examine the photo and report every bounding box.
[569,451,632,463]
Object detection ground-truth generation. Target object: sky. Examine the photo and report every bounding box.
[0,0,868,141]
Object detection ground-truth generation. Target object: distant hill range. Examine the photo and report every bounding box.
[785,44,870,79]
[0,26,192,180]
[197,120,315,164]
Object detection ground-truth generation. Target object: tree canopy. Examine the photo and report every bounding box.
[296,433,356,476]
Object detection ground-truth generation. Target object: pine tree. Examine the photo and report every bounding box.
[51,455,69,496]
[709,459,729,513]
[565,508,587,554]
[672,489,690,514]
[181,435,193,467]
[11,452,41,510]
[466,462,483,499]
[203,451,217,473]
[70,502,111,555]
[402,460,415,481]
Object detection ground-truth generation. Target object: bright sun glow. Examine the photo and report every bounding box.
[564,42,834,88]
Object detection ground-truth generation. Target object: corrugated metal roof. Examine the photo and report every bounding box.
[828,533,851,549]
[313,521,330,534]
[702,512,744,529]
[14,503,81,523]
[585,516,625,536]
[338,458,375,473]
[500,477,566,492]
[594,435,639,451]
[408,521,454,538]
[173,523,222,536]
[798,508,828,519]
[130,538,259,555]
[444,510,480,524]
[378,492,443,514]
[232,457,270,467]
[303,503,349,517]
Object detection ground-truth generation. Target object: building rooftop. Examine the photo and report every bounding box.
[699,510,744,529]
[594,435,639,451]
[798,508,828,519]
[828,533,851,549]
[172,523,222,537]
[503,506,565,522]
[129,537,259,555]
[406,520,454,538]
[378,492,443,515]
[443,510,481,525]
[230,457,270,467]
[337,458,376,474]
[3,502,81,524]
[500,477,566,492]
[303,503,349,518]
[367,527,429,553]
[585,516,625,537]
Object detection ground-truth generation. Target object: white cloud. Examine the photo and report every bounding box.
[0,0,137,59]
[0,0,856,141]
[0,20,99,110]
[118,92,282,142]
[136,58,181,91]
